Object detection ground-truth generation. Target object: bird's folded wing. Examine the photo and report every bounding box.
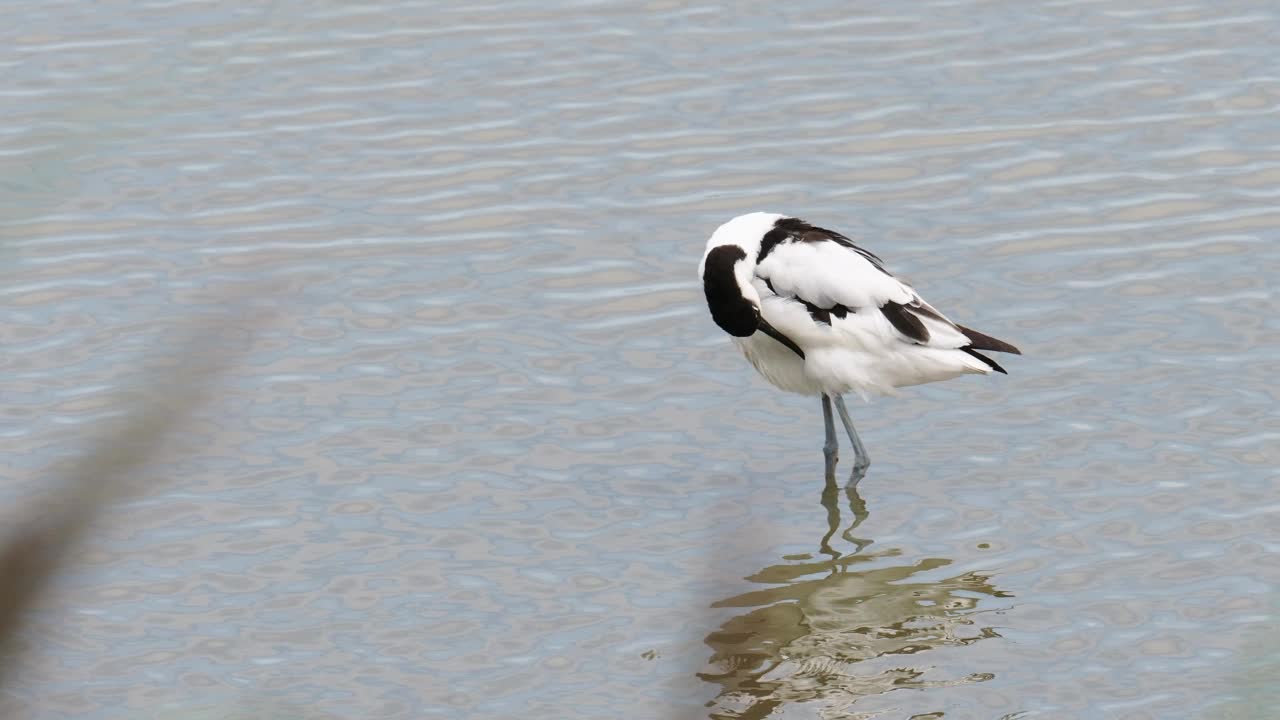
[757,240,971,349]
[757,240,909,310]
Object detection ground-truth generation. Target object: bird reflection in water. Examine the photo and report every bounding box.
[698,471,1011,719]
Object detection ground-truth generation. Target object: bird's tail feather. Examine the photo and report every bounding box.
[961,347,1007,374]
[957,325,1021,355]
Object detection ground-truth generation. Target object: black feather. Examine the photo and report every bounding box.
[957,325,1021,355]
[880,301,930,343]
[961,347,1007,374]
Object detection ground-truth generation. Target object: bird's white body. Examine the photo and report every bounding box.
[700,212,1013,400]
[731,320,987,398]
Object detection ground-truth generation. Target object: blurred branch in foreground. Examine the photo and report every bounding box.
[0,305,265,691]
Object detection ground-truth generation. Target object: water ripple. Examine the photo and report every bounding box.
[3,0,1278,718]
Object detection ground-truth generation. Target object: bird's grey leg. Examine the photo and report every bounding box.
[821,394,839,476]
[833,395,870,484]
[818,472,841,560]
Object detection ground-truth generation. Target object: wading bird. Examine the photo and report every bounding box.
[699,212,1020,482]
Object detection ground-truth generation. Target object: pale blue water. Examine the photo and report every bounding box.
[2,1,1278,718]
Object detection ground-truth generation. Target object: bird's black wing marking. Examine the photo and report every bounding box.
[881,298,953,344]
[880,300,930,343]
[806,303,851,325]
[757,227,790,263]
[800,300,852,326]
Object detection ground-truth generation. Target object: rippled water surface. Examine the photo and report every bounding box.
[3,1,1279,718]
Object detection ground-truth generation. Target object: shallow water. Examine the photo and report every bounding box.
[2,0,1278,718]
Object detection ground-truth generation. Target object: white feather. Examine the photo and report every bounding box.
[757,240,911,310]
[698,212,784,277]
